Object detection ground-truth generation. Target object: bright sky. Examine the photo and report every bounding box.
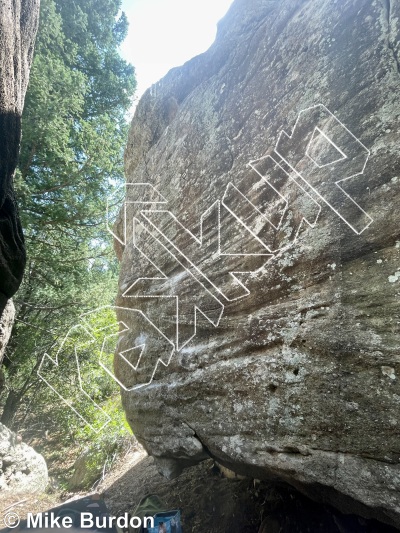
[120,0,234,100]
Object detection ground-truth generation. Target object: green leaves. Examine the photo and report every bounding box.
[56,0,135,120]
[1,0,136,432]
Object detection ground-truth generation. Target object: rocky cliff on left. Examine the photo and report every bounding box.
[0,0,40,321]
[0,0,47,498]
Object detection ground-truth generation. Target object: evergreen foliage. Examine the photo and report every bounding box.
[0,0,136,458]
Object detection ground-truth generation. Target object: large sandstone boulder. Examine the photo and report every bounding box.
[0,422,48,493]
[114,0,400,527]
[0,0,40,315]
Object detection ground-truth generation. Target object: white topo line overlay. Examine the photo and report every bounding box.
[274,103,372,235]
[39,104,373,429]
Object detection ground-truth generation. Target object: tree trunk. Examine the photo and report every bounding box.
[1,389,22,428]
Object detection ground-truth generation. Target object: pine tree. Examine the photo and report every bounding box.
[1,0,136,427]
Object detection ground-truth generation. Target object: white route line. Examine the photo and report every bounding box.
[128,219,225,348]
[139,209,255,302]
[37,323,111,433]
[81,306,176,391]
[106,183,168,246]
[245,154,322,254]
[275,103,373,235]
[306,126,347,168]
[40,104,374,429]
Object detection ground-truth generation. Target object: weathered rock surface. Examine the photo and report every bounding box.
[69,448,100,490]
[0,0,40,315]
[0,300,15,390]
[115,0,400,527]
[0,300,15,365]
[0,422,48,493]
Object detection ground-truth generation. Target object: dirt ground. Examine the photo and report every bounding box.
[99,451,266,532]
[2,443,400,533]
[97,446,400,533]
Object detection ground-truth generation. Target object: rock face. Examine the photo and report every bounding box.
[0,300,15,389]
[115,0,400,527]
[0,0,40,315]
[0,423,48,493]
[0,300,15,365]
[69,449,100,490]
